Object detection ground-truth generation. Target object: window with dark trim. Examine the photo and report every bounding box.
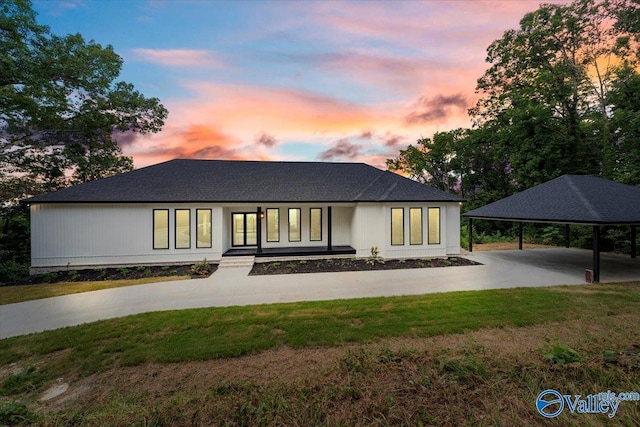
[428,207,441,245]
[409,207,423,245]
[196,209,212,248]
[289,208,301,242]
[175,209,191,249]
[310,208,322,241]
[153,209,169,250]
[391,208,404,246]
[266,208,279,242]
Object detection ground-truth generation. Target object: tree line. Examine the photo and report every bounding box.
[389,0,640,203]
[0,0,167,281]
[387,0,640,249]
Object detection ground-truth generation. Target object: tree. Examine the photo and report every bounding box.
[607,67,640,185]
[0,0,168,203]
[0,0,168,281]
[470,0,638,189]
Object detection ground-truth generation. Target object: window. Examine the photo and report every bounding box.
[428,207,440,244]
[153,209,169,249]
[196,209,212,248]
[289,208,301,242]
[310,208,322,241]
[391,208,404,245]
[175,209,191,249]
[266,208,279,242]
[410,208,423,245]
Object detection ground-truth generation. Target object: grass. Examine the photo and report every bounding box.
[1,282,640,425]
[1,282,639,374]
[0,276,189,305]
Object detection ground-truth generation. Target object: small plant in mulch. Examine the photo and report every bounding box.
[190,259,212,276]
[365,246,385,266]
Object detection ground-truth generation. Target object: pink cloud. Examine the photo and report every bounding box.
[132,49,224,68]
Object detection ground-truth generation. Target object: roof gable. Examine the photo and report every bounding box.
[26,159,463,204]
[464,175,640,224]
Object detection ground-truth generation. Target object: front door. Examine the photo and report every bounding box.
[232,213,257,246]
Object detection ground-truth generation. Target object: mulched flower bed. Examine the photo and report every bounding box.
[5,263,217,287]
[249,256,481,276]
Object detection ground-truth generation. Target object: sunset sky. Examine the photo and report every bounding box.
[33,0,571,169]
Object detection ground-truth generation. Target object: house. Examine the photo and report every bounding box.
[25,159,463,273]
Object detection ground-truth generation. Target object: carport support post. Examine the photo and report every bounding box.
[468,218,473,252]
[518,223,523,250]
[593,226,600,283]
[631,225,637,259]
[565,224,570,248]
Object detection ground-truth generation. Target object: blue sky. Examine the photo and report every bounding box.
[32,0,570,168]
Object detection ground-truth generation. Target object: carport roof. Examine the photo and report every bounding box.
[463,175,640,225]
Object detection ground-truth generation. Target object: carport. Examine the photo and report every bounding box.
[463,175,640,283]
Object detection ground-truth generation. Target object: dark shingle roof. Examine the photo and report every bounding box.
[26,159,463,204]
[464,175,640,224]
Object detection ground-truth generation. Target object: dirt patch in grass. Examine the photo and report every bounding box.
[24,312,640,426]
[4,263,217,287]
[250,256,480,275]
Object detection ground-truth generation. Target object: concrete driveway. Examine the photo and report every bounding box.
[2,248,639,339]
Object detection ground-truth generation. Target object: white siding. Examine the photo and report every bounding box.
[351,202,460,259]
[351,204,386,257]
[30,201,461,271]
[31,203,223,271]
[445,204,461,255]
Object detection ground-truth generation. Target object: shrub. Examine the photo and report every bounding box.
[190,259,211,276]
[0,261,29,283]
[365,246,384,266]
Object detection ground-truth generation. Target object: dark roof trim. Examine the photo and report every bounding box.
[26,199,464,205]
[464,215,640,226]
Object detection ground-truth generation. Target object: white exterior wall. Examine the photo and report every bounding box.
[351,202,461,259]
[445,203,461,255]
[351,204,386,257]
[31,203,223,271]
[31,201,461,271]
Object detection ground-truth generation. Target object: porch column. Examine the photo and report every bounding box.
[593,226,600,283]
[518,222,523,250]
[256,206,262,253]
[632,225,637,259]
[468,218,473,252]
[327,206,332,251]
[565,224,570,248]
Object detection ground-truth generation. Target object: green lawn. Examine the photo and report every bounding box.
[2,282,639,378]
[2,282,640,426]
[0,276,189,305]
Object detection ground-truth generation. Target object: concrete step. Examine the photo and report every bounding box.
[218,256,255,268]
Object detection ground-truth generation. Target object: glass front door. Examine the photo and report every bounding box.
[232,213,257,246]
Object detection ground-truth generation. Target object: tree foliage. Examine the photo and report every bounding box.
[389,0,640,203]
[0,0,168,281]
[0,0,168,203]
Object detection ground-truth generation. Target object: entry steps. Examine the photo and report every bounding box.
[218,256,255,269]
